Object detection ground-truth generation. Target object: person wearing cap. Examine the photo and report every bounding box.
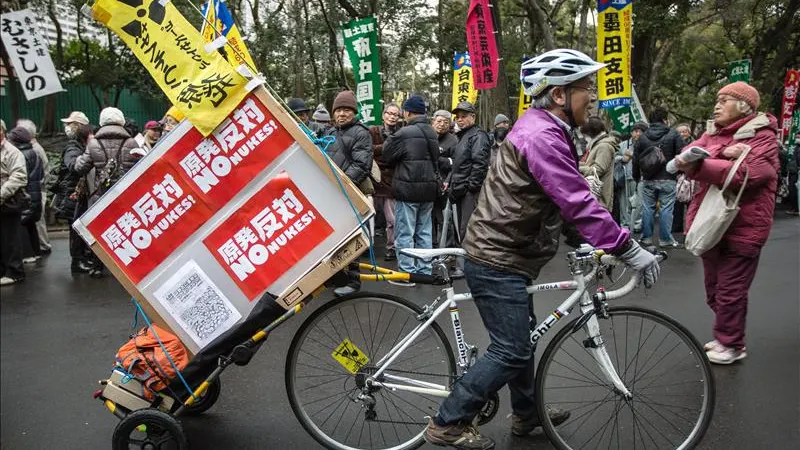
[288,97,324,137]
[381,95,440,283]
[160,106,184,134]
[16,119,51,254]
[369,103,402,262]
[448,101,490,248]
[311,104,331,130]
[431,109,459,253]
[141,120,163,153]
[75,107,139,277]
[425,49,659,449]
[325,90,374,296]
[53,116,94,274]
[6,127,44,265]
[632,107,685,249]
[674,81,779,365]
[0,119,28,286]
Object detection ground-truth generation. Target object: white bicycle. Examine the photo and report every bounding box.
[286,246,715,450]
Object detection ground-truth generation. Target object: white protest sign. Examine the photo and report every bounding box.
[1,9,64,100]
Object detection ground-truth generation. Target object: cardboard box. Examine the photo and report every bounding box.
[76,87,372,355]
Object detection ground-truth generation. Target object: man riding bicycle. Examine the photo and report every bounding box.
[424,49,661,450]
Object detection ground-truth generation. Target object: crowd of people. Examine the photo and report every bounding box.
[0,44,793,449]
[0,106,184,285]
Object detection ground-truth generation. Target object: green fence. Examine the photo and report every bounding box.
[1,82,168,133]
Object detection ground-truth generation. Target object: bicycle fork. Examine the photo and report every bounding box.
[578,294,633,399]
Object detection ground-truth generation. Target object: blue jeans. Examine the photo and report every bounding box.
[394,201,433,274]
[641,179,677,243]
[437,260,538,424]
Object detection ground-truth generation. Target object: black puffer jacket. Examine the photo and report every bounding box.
[382,116,440,203]
[19,141,44,220]
[325,119,373,184]
[52,138,86,220]
[450,124,490,200]
[633,122,685,181]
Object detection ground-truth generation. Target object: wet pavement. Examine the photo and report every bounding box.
[1,214,798,450]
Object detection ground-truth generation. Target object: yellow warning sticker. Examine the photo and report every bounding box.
[332,338,369,374]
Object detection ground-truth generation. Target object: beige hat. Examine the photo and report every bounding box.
[61,111,90,126]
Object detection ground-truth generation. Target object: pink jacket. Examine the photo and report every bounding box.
[685,113,780,247]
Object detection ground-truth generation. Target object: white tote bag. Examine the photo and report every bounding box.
[685,147,750,256]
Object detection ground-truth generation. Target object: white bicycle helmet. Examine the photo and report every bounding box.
[521,49,607,98]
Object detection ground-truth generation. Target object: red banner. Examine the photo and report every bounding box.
[162,95,296,209]
[85,92,297,283]
[203,172,334,300]
[86,159,214,283]
[781,69,799,143]
[466,0,499,90]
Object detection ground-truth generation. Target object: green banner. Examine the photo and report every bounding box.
[608,87,646,134]
[342,17,382,126]
[609,105,633,134]
[727,59,751,83]
[788,109,800,155]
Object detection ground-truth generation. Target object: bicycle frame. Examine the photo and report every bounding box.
[365,257,635,399]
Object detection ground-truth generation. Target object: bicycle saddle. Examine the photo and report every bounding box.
[398,248,467,260]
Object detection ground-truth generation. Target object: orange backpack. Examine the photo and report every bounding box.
[115,325,190,400]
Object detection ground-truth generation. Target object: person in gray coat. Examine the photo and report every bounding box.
[74,107,139,207]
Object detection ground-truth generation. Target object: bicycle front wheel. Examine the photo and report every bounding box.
[536,306,715,450]
[286,293,456,450]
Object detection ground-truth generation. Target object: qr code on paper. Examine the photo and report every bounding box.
[179,285,233,341]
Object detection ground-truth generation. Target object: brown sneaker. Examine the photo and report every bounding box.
[424,418,495,449]
[511,406,571,436]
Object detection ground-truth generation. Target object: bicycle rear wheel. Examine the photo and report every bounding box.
[286,293,456,450]
[536,306,714,450]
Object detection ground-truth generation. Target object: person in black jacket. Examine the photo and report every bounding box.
[450,101,490,243]
[382,95,440,282]
[53,118,94,273]
[326,90,374,296]
[632,107,685,248]
[6,127,43,263]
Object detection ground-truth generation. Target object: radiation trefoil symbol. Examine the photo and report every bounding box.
[115,0,166,38]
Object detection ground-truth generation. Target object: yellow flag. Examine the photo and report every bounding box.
[596,0,632,109]
[91,0,250,136]
[517,85,533,119]
[200,0,257,71]
[452,53,479,110]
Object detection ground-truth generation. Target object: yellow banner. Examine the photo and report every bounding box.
[452,53,478,110]
[91,0,250,136]
[517,85,533,118]
[201,0,257,71]
[596,0,632,109]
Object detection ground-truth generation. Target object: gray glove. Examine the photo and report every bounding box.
[617,239,660,287]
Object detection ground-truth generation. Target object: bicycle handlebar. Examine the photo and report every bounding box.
[595,251,667,301]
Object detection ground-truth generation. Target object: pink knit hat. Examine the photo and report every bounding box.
[718,81,760,111]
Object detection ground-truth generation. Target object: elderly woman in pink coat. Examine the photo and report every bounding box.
[675,81,779,365]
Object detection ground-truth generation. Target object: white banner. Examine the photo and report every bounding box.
[1,9,64,100]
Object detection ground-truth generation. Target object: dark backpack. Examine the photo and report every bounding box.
[93,139,126,196]
[639,145,666,180]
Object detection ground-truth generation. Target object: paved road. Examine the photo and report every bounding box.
[1,214,798,450]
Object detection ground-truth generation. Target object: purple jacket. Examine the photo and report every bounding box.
[462,108,628,279]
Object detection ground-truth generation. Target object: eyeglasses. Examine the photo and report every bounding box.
[571,85,598,96]
[715,96,736,105]
[384,111,400,117]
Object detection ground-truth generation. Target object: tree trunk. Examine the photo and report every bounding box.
[292,0,305,97]
[437,0,447,111]
[524,0,555,51]
[577,0,589,54]
[302,0,322,103]
[486,0,512,124]
[0,42,20,122]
